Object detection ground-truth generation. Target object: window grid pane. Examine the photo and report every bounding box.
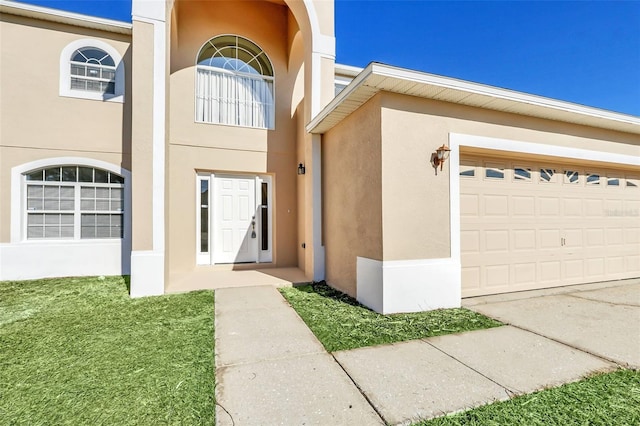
[24,166,125,240]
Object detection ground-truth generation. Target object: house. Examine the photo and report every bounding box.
[1,0,638,314]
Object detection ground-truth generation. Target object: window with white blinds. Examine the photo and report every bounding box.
[25,166,124,240]
[195,35,275,129]
[70,47,116,95]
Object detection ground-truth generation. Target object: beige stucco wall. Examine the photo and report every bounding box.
[321,90,639,296]
[130,19,155,252]
[0,14,131,243]
[165,0,306,276]
[379,92,639,262]
[322,95,383,295]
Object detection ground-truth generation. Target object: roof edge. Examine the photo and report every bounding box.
[309,62,640,135]
[0,0,132,35]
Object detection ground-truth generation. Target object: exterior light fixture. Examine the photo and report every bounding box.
[433,144,451,171]
[297,163,306,175]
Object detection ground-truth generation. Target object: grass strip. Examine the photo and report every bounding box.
[417,369,640,426]
[0,276,215,425]
[280,282,502,352]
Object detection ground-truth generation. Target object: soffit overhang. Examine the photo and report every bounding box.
[310,62,640,135]
[0,0,132,35]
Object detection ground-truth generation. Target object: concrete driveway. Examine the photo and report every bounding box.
[464,279,640,369]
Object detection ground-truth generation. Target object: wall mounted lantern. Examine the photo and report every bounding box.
[433,144,451,171]
[297,163,306,175]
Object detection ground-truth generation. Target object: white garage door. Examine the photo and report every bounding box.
[460,154,640,297]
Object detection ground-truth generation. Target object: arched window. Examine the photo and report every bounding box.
[24,165,124,239]
[59,39,125,102]
[196,35,275,129]
[70,47,116,94]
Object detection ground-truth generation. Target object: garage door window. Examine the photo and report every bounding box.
[587,173,600,185]
[540,168,556,183]
[564,170,579,184]
[514,167,532,182]
[485,166,504,180]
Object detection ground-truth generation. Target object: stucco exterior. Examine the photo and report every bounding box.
[1,1,638,313]
[312,68,639,313]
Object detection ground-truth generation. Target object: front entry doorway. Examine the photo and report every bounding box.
[197,173,272,265]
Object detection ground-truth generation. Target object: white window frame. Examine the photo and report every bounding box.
[60,39,125,103]
[11,158,131,244]
[196,173,273,265]
[194,35,275,130]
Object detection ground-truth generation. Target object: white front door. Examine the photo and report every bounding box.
[213,176,258,263]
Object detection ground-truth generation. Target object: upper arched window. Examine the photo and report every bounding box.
[70,47,116,94]
[60,39,125,102]
[195,35,275,129]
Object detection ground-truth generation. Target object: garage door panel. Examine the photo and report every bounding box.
[626,255,640,273]
[513,262,536,285]
[539,229,561,248]
[563,198,582,216]
[606,228,624,246]
[461,230,480,253]
[539,197,560,216]
[485,230,509,252]
[564,229,583,247]
[607,257,625,274]
[625,228,640,244]
[485,265,509,288]
[461,155,640,297]
[462,267,481,290]
[563,259,584,279]
[484,195,508,216]
[460,194,480,216]
[539,261,561,282]
[585,199,603,216]
[586,258,606,276]
[513,229,536,250]
[586,229,605,246]
[512,196,535,216]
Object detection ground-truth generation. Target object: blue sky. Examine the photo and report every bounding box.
[17,0,640,116]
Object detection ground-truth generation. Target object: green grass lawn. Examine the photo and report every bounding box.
[0,276,215,425]
[417,369,640,426]
[280,282,502,352]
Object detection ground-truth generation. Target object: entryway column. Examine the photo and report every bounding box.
[129,0,168,297]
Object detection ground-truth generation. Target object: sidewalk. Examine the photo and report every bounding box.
[214,282,636,425]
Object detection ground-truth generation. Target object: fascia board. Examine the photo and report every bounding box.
[0,0,132,35]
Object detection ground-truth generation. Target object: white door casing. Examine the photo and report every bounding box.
[197,174,272,265]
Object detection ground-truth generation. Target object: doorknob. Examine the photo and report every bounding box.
[251,218,256,239]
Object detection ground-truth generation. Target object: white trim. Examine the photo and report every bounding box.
[450,133,640,167]
[59,39,125,103]
[0,240,129,281]
[130,251,164,297]
[308,63,640,135]
[357,257,461,314]
[0,0,132,34]
[4,157,132,281]
[449,132,640,302]
[196,174,210,265]
[11,157,131,243]
[356,257,383,313]
[130,7,167,297]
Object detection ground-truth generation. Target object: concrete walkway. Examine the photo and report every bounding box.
[214,280,638,425]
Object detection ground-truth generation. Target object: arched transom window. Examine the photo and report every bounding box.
[24,166,124,239]
[70,47,116,94]
[196,35,275,129]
